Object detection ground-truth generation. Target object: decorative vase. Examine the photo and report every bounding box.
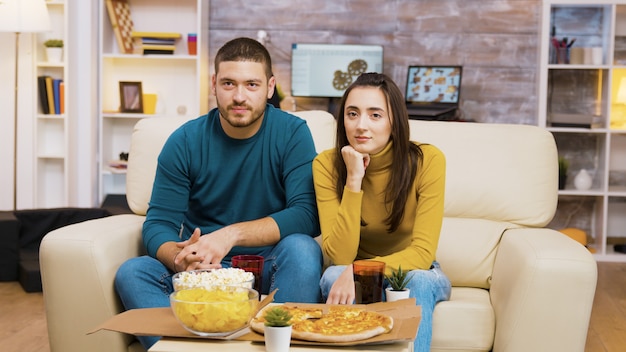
[45,47,63,63]
[264,325,292,352]
[574,169,592,191]
[385,287,411,302]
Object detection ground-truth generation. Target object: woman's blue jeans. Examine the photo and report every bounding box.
[320,261,451,352]
[115,233,323,349]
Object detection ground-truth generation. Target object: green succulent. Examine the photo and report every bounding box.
[44,39,63,48]
[385,265,409,291]
[558,157,569,176]
[263,307,292,327]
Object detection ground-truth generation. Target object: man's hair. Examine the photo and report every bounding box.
[214,37,273,79]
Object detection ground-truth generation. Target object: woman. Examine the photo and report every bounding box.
[313,72,451,352]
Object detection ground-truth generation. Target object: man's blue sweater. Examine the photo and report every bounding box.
[142,105,320,258]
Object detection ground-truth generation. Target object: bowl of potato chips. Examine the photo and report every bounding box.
[170,285,259,336]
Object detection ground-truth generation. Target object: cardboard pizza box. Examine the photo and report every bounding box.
[89,291,421,346]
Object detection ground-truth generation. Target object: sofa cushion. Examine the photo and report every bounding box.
[437,218,518,289]
[126,117,189,215]
[432,287,495,352]
[408,120,558,228]
[291,110,336,153]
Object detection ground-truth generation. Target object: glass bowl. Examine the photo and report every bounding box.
[172,268,254,291]
[170,286,259,336]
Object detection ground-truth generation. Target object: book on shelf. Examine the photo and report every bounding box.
[36,76,64,115]
[132,33,180,55]
[59,81,65,114]
[53,79,62,115]
[45,76,55,115]
[134,37,176,45]
[138,44,175,55]
[142,49,175,55]
[130,31,181,40]
[37,76,50,114]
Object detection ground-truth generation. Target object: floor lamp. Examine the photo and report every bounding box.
[0,0,51,210]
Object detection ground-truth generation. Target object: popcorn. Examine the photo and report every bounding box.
[173,268,254,291]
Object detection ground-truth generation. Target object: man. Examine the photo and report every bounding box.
[114,37,323,349]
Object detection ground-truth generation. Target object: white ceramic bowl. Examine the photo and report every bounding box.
[170,286,259,336]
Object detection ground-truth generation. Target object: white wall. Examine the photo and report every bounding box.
[0,1,99,210]
[0,32,16,210]
[0,33,36,210]
[67,0,99,208]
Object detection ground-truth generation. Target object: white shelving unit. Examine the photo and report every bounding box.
[33,0,69,208]
[97,0,209,203]
[538,0,626,262]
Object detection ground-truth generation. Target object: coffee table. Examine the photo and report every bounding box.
[149,337,413,351]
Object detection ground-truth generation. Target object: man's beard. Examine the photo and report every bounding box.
[216,101,264,128]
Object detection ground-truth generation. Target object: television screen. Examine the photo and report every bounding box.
[291,43,384,98]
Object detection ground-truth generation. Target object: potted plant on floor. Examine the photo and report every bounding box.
[44,39,64,63]
[263,307,292,352]
[385,265,411,302]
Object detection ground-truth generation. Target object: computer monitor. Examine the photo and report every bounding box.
[405,65,462,104]
[291,43,384,98]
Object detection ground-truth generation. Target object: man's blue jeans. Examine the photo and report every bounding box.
[320,261,451,352]
[115,233,323,349]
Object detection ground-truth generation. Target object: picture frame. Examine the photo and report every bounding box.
[119,81,143,113]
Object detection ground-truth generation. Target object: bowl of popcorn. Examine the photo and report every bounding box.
[170,285,259,336]
[172,268,254,291]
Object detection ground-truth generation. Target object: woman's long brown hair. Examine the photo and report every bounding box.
[332,73,423,233]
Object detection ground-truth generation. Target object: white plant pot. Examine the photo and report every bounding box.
[385,287,411,302]
[45,47,63,63]
[264,325,292,352]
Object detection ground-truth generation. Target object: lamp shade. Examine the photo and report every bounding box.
[0,0,51,33]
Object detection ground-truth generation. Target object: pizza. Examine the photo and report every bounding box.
[250,305,393,343]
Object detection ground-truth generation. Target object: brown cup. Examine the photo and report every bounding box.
[353,260,386,304]
[231,255,264,294]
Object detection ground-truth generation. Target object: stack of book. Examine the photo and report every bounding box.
[131,31,181,55]
[37,76,64,115]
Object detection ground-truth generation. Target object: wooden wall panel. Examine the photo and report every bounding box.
[207,0,544,124]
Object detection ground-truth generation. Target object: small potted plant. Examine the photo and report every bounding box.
[263,307,292,352]
[558,157,569,190]
[385,265,411,302]
[43,39,64,63]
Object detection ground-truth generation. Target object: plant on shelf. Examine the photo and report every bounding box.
[43,39,64,63]
[44,39,63,48]
[558,157,569,190]
[263,307,293,352]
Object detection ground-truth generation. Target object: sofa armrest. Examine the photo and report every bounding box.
[40,214,146,352]
[490,228,597,352]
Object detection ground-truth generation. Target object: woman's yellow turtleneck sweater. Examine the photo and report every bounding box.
[312,141,446,273]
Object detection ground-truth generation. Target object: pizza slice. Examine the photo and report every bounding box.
[250,304,393,343]
[291,307,393,342]
[249,305,323,334]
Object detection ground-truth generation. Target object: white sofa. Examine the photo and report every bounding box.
[40,110,597,352]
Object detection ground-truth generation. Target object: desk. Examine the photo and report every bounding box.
[149,338,413,351]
